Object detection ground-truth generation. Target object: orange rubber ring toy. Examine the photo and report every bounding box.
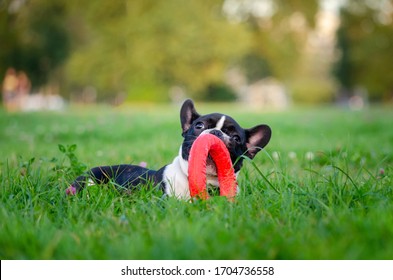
[188,134,237,201]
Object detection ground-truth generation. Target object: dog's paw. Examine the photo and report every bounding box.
[66,185,77,195]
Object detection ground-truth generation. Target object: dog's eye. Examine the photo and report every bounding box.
[195,122,205,130]
[232,135,241,143]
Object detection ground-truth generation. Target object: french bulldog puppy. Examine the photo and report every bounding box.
[68,99,271,199]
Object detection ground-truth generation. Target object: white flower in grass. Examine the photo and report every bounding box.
[305,151,315,161]
[272,151,280,161]
[288,152,297,160]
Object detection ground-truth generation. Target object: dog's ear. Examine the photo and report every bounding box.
[180,99,200,134]
[245,124,272,159]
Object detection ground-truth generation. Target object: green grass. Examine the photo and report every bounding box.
[0,104,392,259]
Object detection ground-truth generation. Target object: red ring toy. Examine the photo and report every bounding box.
[188,133,237,201]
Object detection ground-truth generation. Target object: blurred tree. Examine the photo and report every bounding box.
[0,0,71,90]
[65,0,251,101]
[334,0,393,101]
[0,1,16,80]
[8,0,380,104]
[231,0,319,81]
[238,53,272,83]
[250,16,308,82]
[202,83,237,102]
[225,0,334,103]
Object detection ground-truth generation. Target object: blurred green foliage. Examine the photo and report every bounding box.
[0,0,71,86]
[334,0,393,101]
[64,0,250,101]
[0,0,392,102]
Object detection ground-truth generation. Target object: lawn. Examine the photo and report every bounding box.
[0,103,392,259]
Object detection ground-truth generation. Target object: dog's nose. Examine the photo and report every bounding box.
[210,130,223,138]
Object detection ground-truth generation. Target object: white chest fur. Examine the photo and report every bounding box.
[162,147,191,199]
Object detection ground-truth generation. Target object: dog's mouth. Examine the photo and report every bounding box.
[206,155,218,176]
[189,134,233,178]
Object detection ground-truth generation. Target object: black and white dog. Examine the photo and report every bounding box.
[68,99,271,199]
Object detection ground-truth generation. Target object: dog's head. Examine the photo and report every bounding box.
[180,99,271,175]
